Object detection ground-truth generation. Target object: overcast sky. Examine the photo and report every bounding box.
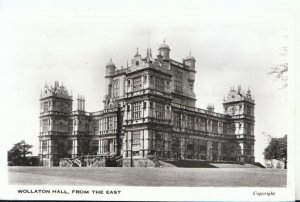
[0,0,293,164]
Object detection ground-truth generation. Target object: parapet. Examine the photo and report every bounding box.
[40,81,72,100]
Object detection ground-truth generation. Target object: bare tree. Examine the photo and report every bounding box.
[269,46,288,89]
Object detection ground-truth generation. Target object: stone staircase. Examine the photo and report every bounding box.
[158,160,262,168]
[210,163,260,168]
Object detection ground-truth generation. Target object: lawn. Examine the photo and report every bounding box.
[8,166,286,187]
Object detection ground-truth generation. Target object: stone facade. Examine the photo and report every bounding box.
[38,42,255,167]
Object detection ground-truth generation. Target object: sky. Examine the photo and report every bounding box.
[0,0,294,164]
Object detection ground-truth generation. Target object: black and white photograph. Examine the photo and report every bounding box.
[0,0,298,201]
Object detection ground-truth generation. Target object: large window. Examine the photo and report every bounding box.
[108,117,114,129]
[155,77,164,91]
[42,120,48,132]
[174,71,183,93]
[42,140,47,151]
[112,80,119,97]
[132,131,140,148]
[155,132,163,150]
[173,112,181,127]
[91,140,99,154]
[43,102,49,112]
[100,118,106,131]
[188,116,194,130]
[155,103,164,119]
[133,102,141,119]
[103,139,109,153]
[200,119,206,131]
[212,121,218,134]
[199,141,207,159]
[133,77,142,91]
[92,120,99,132]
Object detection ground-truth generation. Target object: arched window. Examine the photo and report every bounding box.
[113,80,119,98]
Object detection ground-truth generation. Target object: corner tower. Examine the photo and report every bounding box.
[223,86,255,163]
[39,81,73,166]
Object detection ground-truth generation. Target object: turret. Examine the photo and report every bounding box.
[104,58,116,107]
[105,58,116,76]
[184,52,196,70]
[158,40,170,60]
[184,52,196,97]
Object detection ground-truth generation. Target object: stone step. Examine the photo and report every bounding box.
[159,160,262,168]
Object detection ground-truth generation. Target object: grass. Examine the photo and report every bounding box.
[8,166,286,187]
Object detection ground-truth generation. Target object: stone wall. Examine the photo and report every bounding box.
[123,158,157,167]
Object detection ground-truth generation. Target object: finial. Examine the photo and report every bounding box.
[163,38,166,43]
[110,58,112,63]
[189,51,191,55]
[147,29,150,48]
[238,85,241,92]
[136,47,139,54]
[127,60,129,67]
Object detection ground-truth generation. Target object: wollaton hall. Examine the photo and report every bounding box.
[39,41,255,167]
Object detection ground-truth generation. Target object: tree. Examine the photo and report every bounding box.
[269,46,288,89]
[263,135,287,169]
[7,140,33,166]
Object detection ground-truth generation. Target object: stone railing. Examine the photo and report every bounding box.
[171,103,226,118]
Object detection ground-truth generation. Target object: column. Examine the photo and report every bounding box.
[180,137,185,160]
[194,139,199,160]
[180,114,184,128]
[217,142,222,161]
[141,130,144,157]
[239,142,244,163]
[72,139,75,156]
[206,140,212,161]
[143,130,149,157]
[74,139,78,156]
[98,139,101,154]
[39,140,42,154]
[123,133,127,157]
[128,131,132,157]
